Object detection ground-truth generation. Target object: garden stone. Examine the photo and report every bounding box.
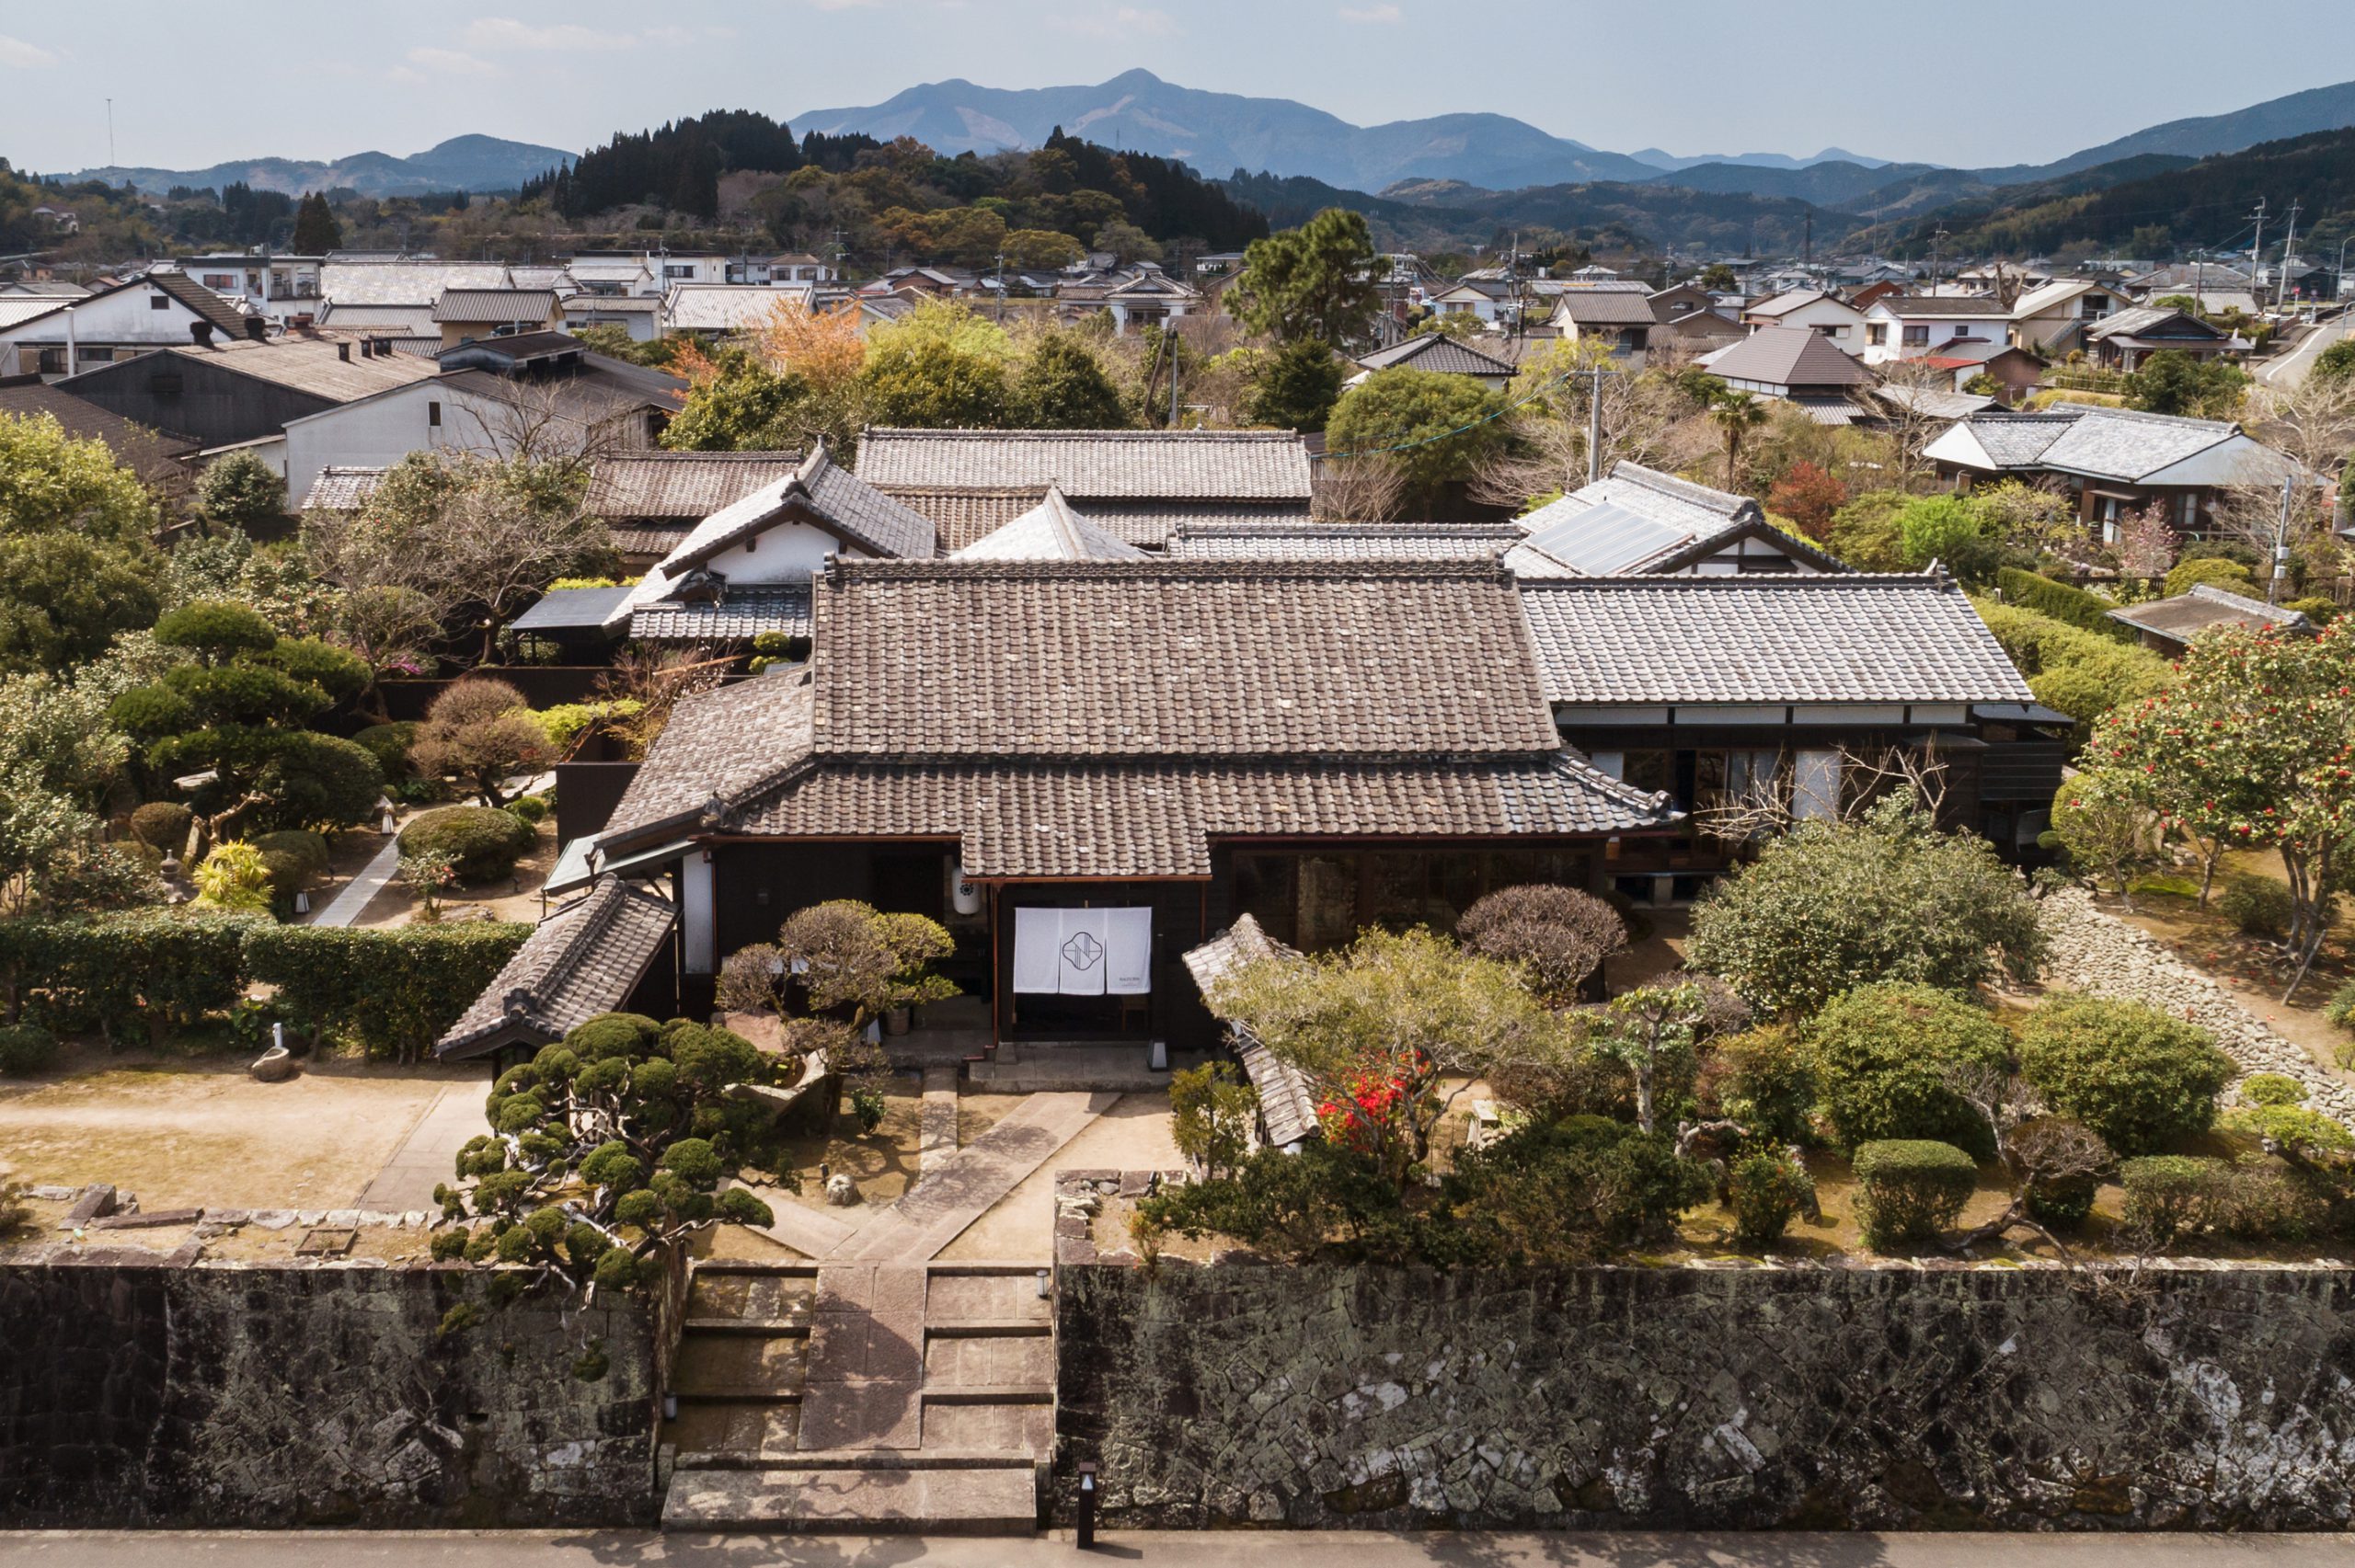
[823,1173,860,1207]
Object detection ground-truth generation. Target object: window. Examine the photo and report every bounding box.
[79,347,114,364]
[150,293,172,310]
[36,347,66,375]
[1693,750,1792,841]
[664,264,693,280]
[427,400,442,428]
[1816,323,1846,338]
[202,273,236,289]
[1867,324,1889,346]
[1902,325,1931,347]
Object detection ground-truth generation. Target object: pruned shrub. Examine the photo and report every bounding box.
[1457,883,1628,1005]
[1708,1024,1818,1143]
[397,805,537,883]
[129,801,192,853]
[2326,978,2355,1031]
[1852,1139,1977,1250]
[2224,1104,2355,1159]
[250,829,330,898]
[0,910,263,1046]
[2217,876,2293,939]
[2016,994,2234,1155]
[2119,1154,2220,1248]
[2241,1073,2307,1106]
[192,841,274,912]
[0,1022,59,1076]
[1727,1150,1814,1247]
[1806,983,2012,1154]
[504,795,548,827]
[352,721,419,780]
[241,921,532,1063]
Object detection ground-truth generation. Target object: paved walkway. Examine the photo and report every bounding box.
[917,1066,958,1176]
[797,1264,927,1451]
[353,1083,485,1210]
[309,834,404,928]
[828,1091,1113,1265]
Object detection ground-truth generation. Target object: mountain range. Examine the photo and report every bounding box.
[63,135,574,199]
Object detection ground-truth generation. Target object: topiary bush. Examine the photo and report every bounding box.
[1708,1024,1818,1144]
[2164,555,2256,599]
[2119,1154,2220,1248]
[2241,1073,2307,1106]
[2016,994,2234,1155]
[129,801,192,853]
[251,829,329,890]
[1457,883,1628,1005]
[242,921,532,1062]
[0,1022,59,1076]
[1805,983,2013,1154]
[2224,1104,2355,1159]
[504,795,548,827]
[2216,876,2293,939]
[351,722,419,780]
[1852,1139,1977,1250]
[1727,1150,1814,1247]
[1995,567,2133,642]
[397,805,537,883]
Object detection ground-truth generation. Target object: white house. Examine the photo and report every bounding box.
[176,253,326,324]
[1740,289,1867,349]
[2008,280,2132,353]
[0,271,264,380]
[1859,295,2010,365]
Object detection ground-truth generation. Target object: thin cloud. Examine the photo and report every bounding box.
[0,33,60,68]
[463,19,638,51]
[402,47,500,77]
[1338,3,1403,20]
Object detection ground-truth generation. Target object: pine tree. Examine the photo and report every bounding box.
[293,193,342,254]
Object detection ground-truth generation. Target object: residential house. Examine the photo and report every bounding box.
[432,289,565,349]
[1858,296,2008,365]
[1740,289,1867,349]
[948,486,1151,562]
[1695,326,1876,421]
[274,333,686,507]
[317,258,514,332]
[442,556,1682,1061]
[583,450,810,567]
[746,253,838,285]
[1505,462,1847,578]
[565,253,659,297]
[1659,307,1745,354]
[1428,278,1517,327]
[2107,583,2313,657]
[175,253,326,323]
[856,428,1315,552]
[1649,282,1717,319]
[1165,521,1523,564]
[0,373,201,489]
[1924,405,2302,536]
[1346,333,1515,391]
[661,282,816,339]
[1519,571,2062,896]
[2081,306,2237,372]
[561,294,664,342]
[1054,267,1203,335]
[1904,338,2044,406]
[1549,289,1660,364]
[2008,279,2131,353]
[0,271,264,381]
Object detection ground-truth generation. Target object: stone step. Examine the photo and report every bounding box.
[677,1448,1039,1472]
[693,1259,820,1277]
[684,1317,812,1337]
[672,1387,803,1406]
[921,1384,1054,1406]
[926,1318,1051,1338]
[661,1461,1038,1535]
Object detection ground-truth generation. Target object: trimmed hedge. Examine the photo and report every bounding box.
[1805,983,2013,1155]
[397,805,538,883]
[1852,1139,1977,1250]
[243,921,532,1062]
[351,721,419,781]
[0,1022,59,1075]
[0,910,266,1045]
[1996,567,2132,643]
[129,801,193,853]
[2016,994,2234,1155]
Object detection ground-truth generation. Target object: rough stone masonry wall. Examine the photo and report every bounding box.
[0,1259,659,1528]
[1055,1258,2355,1531]
[2039,887,2355,1127]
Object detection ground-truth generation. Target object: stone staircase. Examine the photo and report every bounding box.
[661,1259,1053,1534]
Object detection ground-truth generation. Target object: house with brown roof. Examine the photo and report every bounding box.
[1859,295,2009,366]
[856,428,1315,551]
[0,270,265,381]
[1739,288,1867,349]
[1548,288,1661,364]
[1695,326,1876,422]
[2105,582,2313,657]
[2082,306,2236,372]
[584,451,810,565]
[1347,333,1515,391]
[443,555,1682,1063]
[432,288,564,349]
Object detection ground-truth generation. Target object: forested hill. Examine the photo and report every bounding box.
[522,110,1268,257]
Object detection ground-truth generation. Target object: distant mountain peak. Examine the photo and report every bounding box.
[65,134,573,199]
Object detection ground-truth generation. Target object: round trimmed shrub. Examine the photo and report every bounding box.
[1710,1024,1818,1144]
[251,829,329,883]
[2016,994,2234,1155]
[1852,1139,1977,1250]
[1727,1150,1814,1247]
[2217,876,2292,939]
[130,801,193,852]
[397,805,537,883]
[2164,555,2255,598]
[2241,1073,2306,1106]
[2119,1154,2219,1248]
[153,599,277,659]
[352,722,419,780]
[1805,983,2012,1155]
[2024,1170,2099,1232]
[0,1022,60,1076]
[504,795,548,827]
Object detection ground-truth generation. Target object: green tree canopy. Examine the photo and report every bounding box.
[1242,339,1348,433]
[291,192,342,253]
[856,334,1011,429]
[1227,208,1382,348]
[1324,368,1513,513]
[0,411,158,544]
[0,533,160,677]
[1008,333,1132,429]
[2126,349,2247,419]
[192,451,287,534]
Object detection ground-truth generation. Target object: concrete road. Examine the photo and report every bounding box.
[6,1532,2355,1566]
[2257,312,2353,387]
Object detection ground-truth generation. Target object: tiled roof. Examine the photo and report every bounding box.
[874,486,1042,550]
[316,303,437,331]
[512,585,634,633]
[1746,289,1841,318]
[146,270,255,338]
[1552,291,1661,326]
[79,336,441,403]
[1876,385,1998,421]
[856,429,1314,501]
[1166,521,1521,562]
[2108,583,2311,641]
[1353,336,1517,375]
[587,451,807,521]
[603,671,821,842]
[1870,296,2009,318]
[321,259,511,307]
[303,465,386,511]
[1519,573,2033,705]
[877,486,1311,552]
[2085,305,2217,342]
[0,380,199,483]
[613,524,691,556]
[1181,915,1318,1146]
[630,585,813,643]
[1704,326,1872,389]
[951,486,1149,561]
[810,558,1565,760]
[1944,406,2251,483]
[432,288,559,324]
[663,283,812,333]
[435,879,677,1059]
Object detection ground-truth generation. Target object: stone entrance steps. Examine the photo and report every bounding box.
[664,1260,815,1458]
[661,1452,1040,1534]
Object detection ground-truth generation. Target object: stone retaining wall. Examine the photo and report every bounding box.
[2039,887,2355,1127]
[1054,1254,2355,1531]
[0,1257,659,1528]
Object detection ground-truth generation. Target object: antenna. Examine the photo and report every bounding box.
[105,97,115,168]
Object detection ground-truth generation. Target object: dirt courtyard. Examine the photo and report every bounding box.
[0,1053,476,1210]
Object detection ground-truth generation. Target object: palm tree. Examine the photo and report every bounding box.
[1708,390,1767,488]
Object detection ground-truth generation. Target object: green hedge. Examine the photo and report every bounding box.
[0,910,266,1045]
[1852,1139,1977,1250]
[243,921,531,1062]
[1995,567,2133,644]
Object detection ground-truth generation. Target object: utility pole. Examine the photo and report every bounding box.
[2249,198,2268,295]
[1802,212,1812,270]
[2276,200,2302,311]
[1930,225,1949,284]
[2269,473,2295,605]
[105,98,115,168]
[1586,366,1603,486]
[1170,323,1181,429]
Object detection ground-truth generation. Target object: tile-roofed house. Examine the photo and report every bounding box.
[301,465,386,513]
[2081,306,2236,371]
[320,258,512,307]
[434,878,679,1062]
[859,428,1315,551]
[2107,582,2313,657]
[2008,279,2132,352]
[586,450,807,560]
[1739,288,1867,349]
[1925,405,2302,535]
[1548,288,1663,364]
[0,271,270,381]
[950,486,1150,561]
[316,303,437,335]
[54,334,440,455]
[614,443,938,642]
[1504,461,1847,578]
[1859,294,2008,365]
[0,375,200,486]
[662,282,814,336]
[431,288,564,346]
[1698,327,1873,410]
[1166,521,1522,563]
[1348,334,1516,388]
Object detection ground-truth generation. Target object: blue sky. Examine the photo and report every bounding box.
[5,0,2350,177]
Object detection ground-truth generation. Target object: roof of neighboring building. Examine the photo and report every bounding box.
[950,486,1150,561]
[1552,290,1663,326]
[511,585,634,634]
[872,487,1312,552]
[630,585,814,643]
[144,270,255,338]
[1918,338,2030,368]
[2107,582,2312,643]
[1868,295,2010,318]
[1745,288,1852,319]
[434,352,689,428]
[432,288,560,325]
[0,376,199,483]
[1182,914,1319,1147]
[1701,326,1872,389]
[1925,406,2294,486]
[2012,279,2107,317]
[856,428,1314,501]
[587,451,807,521]
[1352,334,1517,376]
[63,335,440,404]
[563,295,662,315]
[1166,521,1522,563]
[2084,305,2223,342]
[0,298,63,329]
[303,465,386,511]
[434,878,677,1059]
[1876,384,1999,421]
[663,282,813,333]
[320,259,511,307]
[1519,572,2032,705]
[315,303,438,331]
